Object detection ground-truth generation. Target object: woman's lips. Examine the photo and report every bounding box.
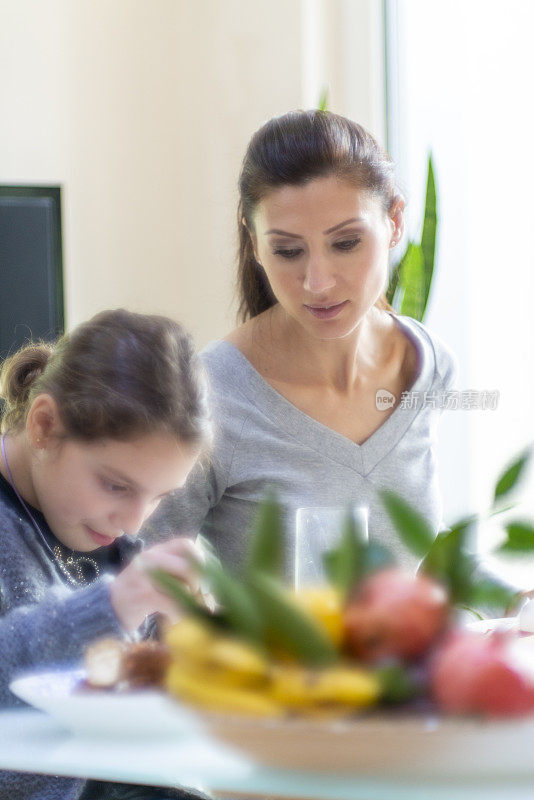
[85,526,116,547]
[304,300,348,319]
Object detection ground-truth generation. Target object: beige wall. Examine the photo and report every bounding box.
[0,0,385,347]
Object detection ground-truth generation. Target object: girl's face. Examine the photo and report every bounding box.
[32,432,198,552]
[251,175,403,340]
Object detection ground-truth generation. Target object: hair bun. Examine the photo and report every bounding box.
[0,343,53,431]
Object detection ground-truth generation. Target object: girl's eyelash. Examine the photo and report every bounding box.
[101,478,128,493]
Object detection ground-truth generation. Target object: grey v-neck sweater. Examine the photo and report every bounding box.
[145,314,458,572]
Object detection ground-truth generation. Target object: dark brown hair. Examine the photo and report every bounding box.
[237,109,399,321]
[0,309,211,446]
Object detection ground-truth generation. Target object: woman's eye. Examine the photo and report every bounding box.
[334,238,361,251]
[273,247,303,259]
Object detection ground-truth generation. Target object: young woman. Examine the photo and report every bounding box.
[146,110,457,573]
[0,309,211,800]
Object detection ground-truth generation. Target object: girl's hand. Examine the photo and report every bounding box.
[110,537,204,633]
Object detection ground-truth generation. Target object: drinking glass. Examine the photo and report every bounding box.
[294,506,368,590]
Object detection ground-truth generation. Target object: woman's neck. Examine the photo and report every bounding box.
[0,433,41,510]
[251,304,396,395]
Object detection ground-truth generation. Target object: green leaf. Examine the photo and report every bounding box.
[374,663,417,704]
[245,491,284,580]
[317,86,329,112]
[379,490,435,557]
[458,605,484,621]
[362,541,395,575]
[399,243,426,320]
[469,577,519,614]
[497,520,534,554]
[322,508,366,597]
[493,449,532,504]
[148,568,215,625]
[419,154,437,320]
[418,520,475,604]
[247,572,338,667]
[201,557,264,643]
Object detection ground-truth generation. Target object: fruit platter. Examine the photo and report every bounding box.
[13,448,534,777]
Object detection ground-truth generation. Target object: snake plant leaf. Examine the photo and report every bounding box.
[385,256,403,306]
[493,448,532,504]
[386,155,437,321]
[317,86,329,112]
[419,154,437,319]
[247,571,338,667]
[379,489,435,557]
[245,491,284,580]
[399,242,426,320]
[497,520,534,554]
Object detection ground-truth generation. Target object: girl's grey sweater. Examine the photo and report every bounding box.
[0,472,139,800]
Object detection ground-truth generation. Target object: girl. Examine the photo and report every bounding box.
[0,309,211,800]
[145,109,457,573]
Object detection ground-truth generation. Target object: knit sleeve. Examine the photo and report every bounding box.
[0,578,124,708]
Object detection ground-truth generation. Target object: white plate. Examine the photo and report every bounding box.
[11,664,534,778]
[10,668,204,739]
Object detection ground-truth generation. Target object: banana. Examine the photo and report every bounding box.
[166,662,283,717]
[204,637,268,683]
[166,619,269,685]
[165,617,213,656]
[292,587,344,647]
[270,664,380,709]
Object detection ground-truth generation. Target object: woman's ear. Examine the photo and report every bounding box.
[25,394,63,450]
[389,195,405,247]
[243,217,261,265]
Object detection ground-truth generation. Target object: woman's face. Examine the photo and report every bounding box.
[32,432,198,552]
[250,175,402,340]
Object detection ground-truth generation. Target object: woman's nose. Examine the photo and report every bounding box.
[302,257,336,294]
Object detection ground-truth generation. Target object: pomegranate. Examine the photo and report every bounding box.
[343,568,449,662]
[431,630,534,716]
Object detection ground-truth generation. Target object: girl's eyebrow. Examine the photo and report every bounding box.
[102,466,139,490]
[265,217,366,238]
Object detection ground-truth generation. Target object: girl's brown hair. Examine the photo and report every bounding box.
[0,309,211,446]
[237,109,399,321]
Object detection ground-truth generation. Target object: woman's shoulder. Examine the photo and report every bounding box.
[394,313,459,391]
[200,315,267,384]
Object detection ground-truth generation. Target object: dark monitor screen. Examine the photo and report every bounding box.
[0,185,64,363]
